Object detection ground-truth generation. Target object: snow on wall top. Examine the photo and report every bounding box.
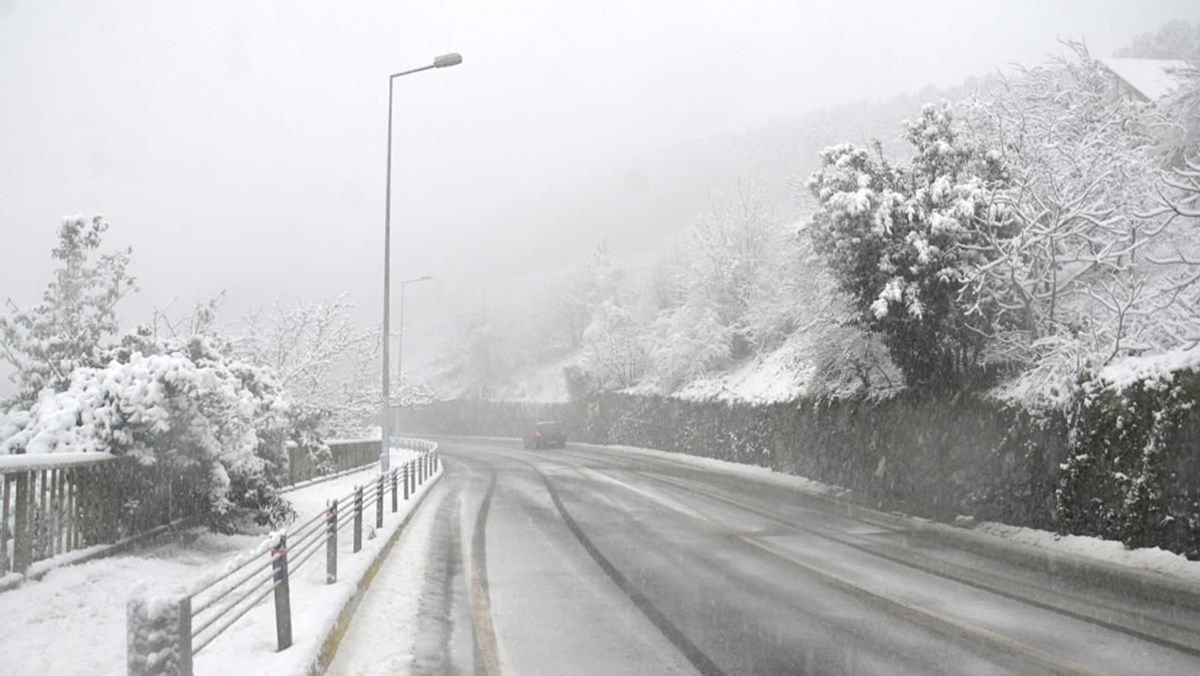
[1099,344,1200,391]
[1098,58,1190,101]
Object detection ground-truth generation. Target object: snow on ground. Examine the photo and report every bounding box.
[0,446,438,676]
[673,338,812,404]
[324,474,447,676]
[1,530,262,676]
[974,522,1200,584]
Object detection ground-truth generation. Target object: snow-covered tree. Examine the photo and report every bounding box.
[638,188,803,389]
[961,44,1200,403]
[236,295,379,437]
[452,294,516,399]
[548,269,591,351]
[1114,19,1200,60]
[687,189,792,356]
[1154,61,1200,168]
[646,303,733,389]
[579,300,648,390]
[807,103,1008,390]
[0,215,134,405]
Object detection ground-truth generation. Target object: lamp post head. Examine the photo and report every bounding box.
[433,53,463,68]
[418,275,433,281]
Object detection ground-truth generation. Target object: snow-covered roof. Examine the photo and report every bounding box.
[1098,57,1190,101]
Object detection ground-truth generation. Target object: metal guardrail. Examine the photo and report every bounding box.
[127,439,441,676]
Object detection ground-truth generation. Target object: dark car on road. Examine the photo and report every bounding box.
[525,420,567,449]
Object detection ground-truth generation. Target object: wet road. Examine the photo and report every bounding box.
[330,438,1200,675]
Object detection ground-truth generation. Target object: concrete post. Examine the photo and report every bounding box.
[127,590,191,676]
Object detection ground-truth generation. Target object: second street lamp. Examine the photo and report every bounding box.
[397,275,433,398]
[380,53,461,472]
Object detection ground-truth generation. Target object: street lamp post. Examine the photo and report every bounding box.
[381,53,462,472]
[397,275,433,396]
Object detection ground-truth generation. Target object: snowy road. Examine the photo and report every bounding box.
[327,438,1200,675]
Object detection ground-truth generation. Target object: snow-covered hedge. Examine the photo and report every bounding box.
[1,331,296,530]
[1057,349,1200,557]
[399,366,1200,559]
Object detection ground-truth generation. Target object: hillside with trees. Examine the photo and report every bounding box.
[428,31,1200,413]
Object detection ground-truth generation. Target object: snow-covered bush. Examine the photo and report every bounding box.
[0,215,134,406]
[1,330,295,530]
[807,104,1008,390]
[802,309,904,401]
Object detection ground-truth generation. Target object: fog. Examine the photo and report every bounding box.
[2,0,1198,391]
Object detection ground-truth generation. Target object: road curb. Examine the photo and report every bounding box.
[307,467,444,675]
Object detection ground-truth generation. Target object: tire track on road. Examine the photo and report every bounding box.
[527,449,1100,675]
[534,465,729,676]
[544,444,1200,659]
[638,469,1200,661]
[462,456,503,676]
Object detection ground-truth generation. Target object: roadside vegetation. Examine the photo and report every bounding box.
[426,24,1200,556]
[0,217,384,530]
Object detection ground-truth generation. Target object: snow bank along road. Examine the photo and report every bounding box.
[327,437,1200,676]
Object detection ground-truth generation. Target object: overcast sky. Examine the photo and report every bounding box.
[2,0,1199,389]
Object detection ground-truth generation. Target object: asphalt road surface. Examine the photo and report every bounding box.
[328,438,1200,676]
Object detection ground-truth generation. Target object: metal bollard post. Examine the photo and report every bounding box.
[375,475,384,528]
[325,499,337,584]
[272,534,292,651]
[353,487,363,553]
[403,462,410,501]
[391,469,398,512]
